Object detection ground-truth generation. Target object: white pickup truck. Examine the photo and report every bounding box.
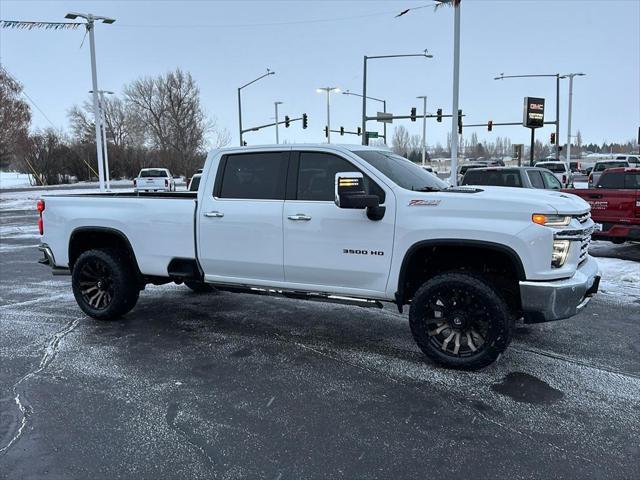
[37,145,600,369]
[133,168,176,192]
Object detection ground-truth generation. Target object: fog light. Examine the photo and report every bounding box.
[552,240,570,268]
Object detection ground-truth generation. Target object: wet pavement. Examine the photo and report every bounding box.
[1,200,639,479]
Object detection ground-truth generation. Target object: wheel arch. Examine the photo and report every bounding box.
[68,227,142,278]
[395,239,526,307]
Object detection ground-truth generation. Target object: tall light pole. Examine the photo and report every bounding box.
[494,73,561,161]
[317,87,340,144]
[561,73,586,169]
[90,89,114,190]
[274,101,283,144]
[65,12,115,192]
[362,52,433,145]
[343,90,387,143]
[238,69,275,146]
[450,4,461,185]
[417,95,428,165]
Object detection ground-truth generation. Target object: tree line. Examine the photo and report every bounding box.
[0,66,229,185]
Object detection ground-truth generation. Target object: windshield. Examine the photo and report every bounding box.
[353,150,448,191]
[595,161,628,172]
[140,169,168,178]
[536,163,566,173]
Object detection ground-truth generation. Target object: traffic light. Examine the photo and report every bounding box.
[487,120,493,132]
[340,126,345,136]
[436,108,443,122]
[284,115,290,128]
[357,127,362,136]
[242,141,247,146]
[458,109,463,134]
[550,132,556,144]
[324,126,329,138]
[302,113,308,129]
[410,107,417,122]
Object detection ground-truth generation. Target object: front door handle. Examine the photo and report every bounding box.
[204,211,224,218]
[287,213,312,221]
[588,194,603,199]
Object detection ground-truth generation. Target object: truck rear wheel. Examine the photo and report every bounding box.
[72,248,139,320]
[409,272,514,370]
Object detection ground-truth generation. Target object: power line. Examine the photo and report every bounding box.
[115,8,401,29]
[4,69,57,129]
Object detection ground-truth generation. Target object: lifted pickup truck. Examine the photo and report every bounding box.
[38,145,600,370]
[564,167,640,243]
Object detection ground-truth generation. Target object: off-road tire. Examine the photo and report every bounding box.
[72,248,140,320]
[409,272,514,370]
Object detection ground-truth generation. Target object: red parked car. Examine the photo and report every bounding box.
[564,167,640,243]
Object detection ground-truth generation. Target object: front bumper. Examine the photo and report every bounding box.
[519,255,600,323]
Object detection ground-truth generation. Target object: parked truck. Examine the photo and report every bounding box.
[37,145,600,370]
[564,167,640,243]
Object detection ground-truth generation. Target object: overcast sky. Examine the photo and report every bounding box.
[1,0,639,149]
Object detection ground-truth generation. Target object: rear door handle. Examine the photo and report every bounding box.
[204,211,224,218]
[287,213,312,221]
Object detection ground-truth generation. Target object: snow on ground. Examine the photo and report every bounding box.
[0,172,33,189]
[596,256,640,302]
[573,181,588,189]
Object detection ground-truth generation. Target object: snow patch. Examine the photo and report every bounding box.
[595,257,640,302]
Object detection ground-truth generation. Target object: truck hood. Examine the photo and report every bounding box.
[472,186,589,214]
[418,186,590,215]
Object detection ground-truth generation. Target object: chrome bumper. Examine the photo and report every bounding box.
[519,256,600,323]
[38,243,70,275]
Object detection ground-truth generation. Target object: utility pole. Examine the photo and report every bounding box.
[274,101,282,144]
[417,95,427,165]
[65,12,115,191]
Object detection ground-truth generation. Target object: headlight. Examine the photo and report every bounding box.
[552,240,570,268]
[532,214,571,227]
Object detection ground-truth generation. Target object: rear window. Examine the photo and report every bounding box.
[626,173,640,189]
[218,152,288,200]
[597,172,625,189]
[594,161,628,172]
[140,169,168,178]
[461,169,522,187]
[536,163,565,173]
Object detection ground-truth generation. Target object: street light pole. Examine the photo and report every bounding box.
[65,12,115,191]
[449,5,461,185]
[237,69,275,146]
[361,52,433,146]
[561,73,586,169]
[317,87,340,144]
[417,96,427,165]
[274,101,282,144]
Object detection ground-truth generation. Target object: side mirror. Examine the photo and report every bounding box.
[335,172,379,209]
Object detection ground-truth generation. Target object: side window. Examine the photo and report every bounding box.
[542,171,562,189]
[218,152,288,200]
[597,172,625,189]
[527,170,545,189]
[624,173,640,189]
[296,152,385,202]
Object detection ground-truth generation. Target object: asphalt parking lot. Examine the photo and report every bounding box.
[1,192,639,480]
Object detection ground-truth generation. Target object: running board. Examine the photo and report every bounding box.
[214,285,384,309]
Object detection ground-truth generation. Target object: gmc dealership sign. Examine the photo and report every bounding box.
[523,97,545,128]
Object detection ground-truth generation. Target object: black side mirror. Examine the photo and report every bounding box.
[335,172,378,209]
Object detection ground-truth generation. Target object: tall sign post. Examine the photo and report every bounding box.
[523,97,545,166]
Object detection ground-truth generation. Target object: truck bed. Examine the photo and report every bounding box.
[41,192,198,276]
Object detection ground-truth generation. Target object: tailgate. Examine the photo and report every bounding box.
[139,177,166,189]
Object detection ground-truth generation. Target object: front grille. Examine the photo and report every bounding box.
[576,212,590,224]
[560,212,592,265]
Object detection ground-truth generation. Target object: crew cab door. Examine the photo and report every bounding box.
[282,150,395,295]
[198,151,290,283]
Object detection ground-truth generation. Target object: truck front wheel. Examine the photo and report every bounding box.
[409,272,514,370]
[72,248,139,320]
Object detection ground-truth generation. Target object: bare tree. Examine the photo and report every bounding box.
[392,125,410,157]
[0,67,31,169]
